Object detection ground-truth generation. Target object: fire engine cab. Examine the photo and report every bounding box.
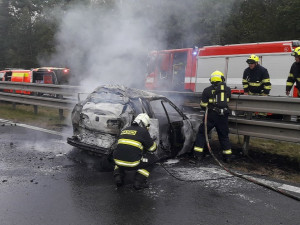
[145,40,300,97]
[31,67,70,85]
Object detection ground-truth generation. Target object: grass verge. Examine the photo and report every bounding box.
[0,101,71,131]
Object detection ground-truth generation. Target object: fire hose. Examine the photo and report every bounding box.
[159,107,300,201]
[203,107,300,201]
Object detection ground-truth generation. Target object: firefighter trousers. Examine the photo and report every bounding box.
[113,152,158,183]
[194,110,231,156]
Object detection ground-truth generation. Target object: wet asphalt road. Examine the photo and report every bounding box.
[0,120,300,225]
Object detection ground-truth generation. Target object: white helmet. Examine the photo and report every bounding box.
[133,113,150,128]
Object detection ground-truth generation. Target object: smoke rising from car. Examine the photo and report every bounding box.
[41,0,236,92]
[42,2,164,92]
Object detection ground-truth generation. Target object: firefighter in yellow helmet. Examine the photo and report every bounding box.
[113,113,158,190]
[193,71,233,162]
[286,47,300,97]
[242,54,272,96]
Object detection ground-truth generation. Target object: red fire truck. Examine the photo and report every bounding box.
[145,40,300,97]
[31,67,71,85]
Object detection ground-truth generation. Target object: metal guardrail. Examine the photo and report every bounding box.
[0,91,76,109]
[150,90,300,150]
[0,83,299,150]
[229,95,300,116]
[150,90,300,116]
[228,117,300,143]
[0,82,79,119]
[0,81,79,96]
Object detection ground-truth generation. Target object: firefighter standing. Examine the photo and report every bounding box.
[113,113,157,190]
[242,54,272,96]
[193,71,233,162]
[286,47,300,98]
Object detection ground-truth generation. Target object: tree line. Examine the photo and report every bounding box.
[0,0,299,69]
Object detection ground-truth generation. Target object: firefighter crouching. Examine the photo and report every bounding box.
[193,70,233,162]
[113,113,158,190]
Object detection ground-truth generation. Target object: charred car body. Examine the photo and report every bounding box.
[67,85,201,159]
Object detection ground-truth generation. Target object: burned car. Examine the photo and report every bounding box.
[67,85,201,159]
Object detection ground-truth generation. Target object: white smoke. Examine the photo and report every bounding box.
[47,1,166,92]
[42,0,237,93]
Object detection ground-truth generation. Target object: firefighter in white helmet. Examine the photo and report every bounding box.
[286,47,300,97]
[113,113,157,190]
[193,71,233,162]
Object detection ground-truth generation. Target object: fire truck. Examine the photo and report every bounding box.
[0,69,32,94]
[31,67,71,85]
[145,40,300,97]
[0,67,71,95]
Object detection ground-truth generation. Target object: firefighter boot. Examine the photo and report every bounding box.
[222,149,233,163]
[133,173,149,190]
[113,168,125,187]
[194,151,205,161]
[222,154,233,163]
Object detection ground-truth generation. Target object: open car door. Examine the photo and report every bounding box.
[149,98,188,158]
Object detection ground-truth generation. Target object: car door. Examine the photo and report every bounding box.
[149,98,188,157]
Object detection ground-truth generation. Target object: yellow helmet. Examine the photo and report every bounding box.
[291,47,300,57]
[210,70,224,83]
[246,54,259,64]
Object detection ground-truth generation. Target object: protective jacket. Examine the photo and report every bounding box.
[113,124,157,168]
[242,64,271,95]
[200,82,231,113]
[286,62,300,93]
[195,82,232,157]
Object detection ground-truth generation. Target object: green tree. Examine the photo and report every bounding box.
[0,0,64,69]
[0,0,13,68]
[220,0,300,44]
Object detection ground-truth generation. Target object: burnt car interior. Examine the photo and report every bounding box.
[148,98,186,157]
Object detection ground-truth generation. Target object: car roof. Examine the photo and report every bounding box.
[93,85,164,100]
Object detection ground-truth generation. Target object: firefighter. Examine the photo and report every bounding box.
[113,113,158,190]
[242,54,272,96]
[286,47,300,98]
[193,70,233,162]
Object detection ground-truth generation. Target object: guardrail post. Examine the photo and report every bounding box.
[12,90,16,110]
[242,112,252,155]
[58,94,64,120]
[34,105,38,114]
[33,92,38,114]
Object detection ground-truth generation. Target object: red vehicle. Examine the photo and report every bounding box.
[0,69,32,94]
[0,67,71,95]
[31,67,71,85]
[293,86,299,97]
[145,40,300,97]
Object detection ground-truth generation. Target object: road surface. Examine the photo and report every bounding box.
[0,119,299,225]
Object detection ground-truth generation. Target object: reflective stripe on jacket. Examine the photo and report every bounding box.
[113,124,157,167]
[286,62,300,92]
[242,64,271,95]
